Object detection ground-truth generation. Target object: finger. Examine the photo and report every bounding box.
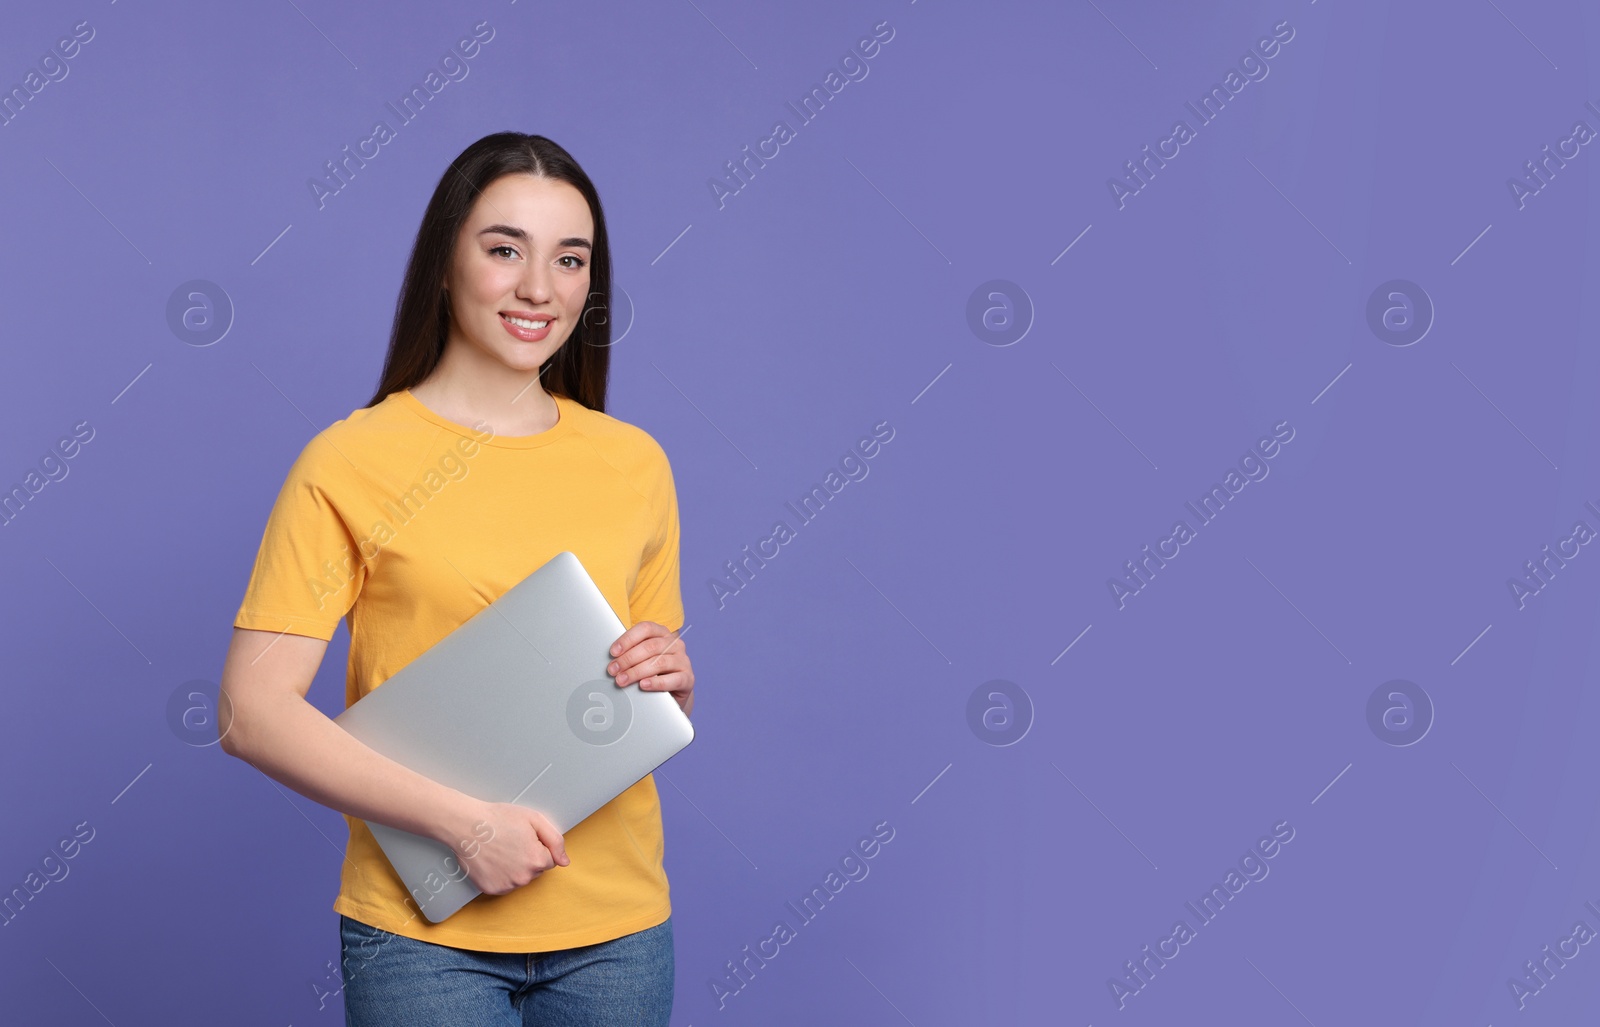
[637,669,688,694]
[532,821,570,866]
[611,630,684,678]
[657,627,688,658]
[610,639,666,681]
[617,623,683,666]
[609,621,665,660]
[616,647,685,686]
[642,671,693,714]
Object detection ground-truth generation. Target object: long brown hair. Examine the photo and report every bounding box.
[364,132,613,412]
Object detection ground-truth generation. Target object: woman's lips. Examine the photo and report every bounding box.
[500,312,553,341]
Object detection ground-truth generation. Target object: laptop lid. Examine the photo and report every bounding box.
[332,550,694,924]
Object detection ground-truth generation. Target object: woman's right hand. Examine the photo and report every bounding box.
[446,800,569,895]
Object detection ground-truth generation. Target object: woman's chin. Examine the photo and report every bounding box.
[491,349,550,373]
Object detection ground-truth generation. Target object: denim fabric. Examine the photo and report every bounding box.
[339,914,674,1026]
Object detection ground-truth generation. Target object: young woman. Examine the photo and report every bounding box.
[218,132,694,1026]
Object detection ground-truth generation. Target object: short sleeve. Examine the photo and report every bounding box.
[233,435,368,642]
[627,445,684,634]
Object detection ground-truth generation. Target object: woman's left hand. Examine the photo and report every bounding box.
[608,622,694,718]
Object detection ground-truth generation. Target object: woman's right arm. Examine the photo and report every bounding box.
[217,627,569,891]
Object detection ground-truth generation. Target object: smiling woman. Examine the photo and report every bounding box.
[222,132,693,1027]
[411,175,599,431]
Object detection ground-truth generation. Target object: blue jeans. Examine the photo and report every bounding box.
[338,914,674,1026]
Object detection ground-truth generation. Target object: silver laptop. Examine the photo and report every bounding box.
[332,550,694,924]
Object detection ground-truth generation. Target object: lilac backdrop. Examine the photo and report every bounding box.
[4,0,1599,1023]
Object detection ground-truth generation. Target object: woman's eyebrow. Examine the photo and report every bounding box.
[477,224,592,250]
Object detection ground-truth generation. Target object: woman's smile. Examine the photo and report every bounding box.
[500,311,555,341]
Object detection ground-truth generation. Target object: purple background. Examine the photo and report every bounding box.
[3,0,1599,1023]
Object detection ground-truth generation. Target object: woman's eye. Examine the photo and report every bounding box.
[490,245,519,259]
[558,255,587,269]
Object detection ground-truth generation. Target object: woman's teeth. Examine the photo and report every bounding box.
[505,315,549,329]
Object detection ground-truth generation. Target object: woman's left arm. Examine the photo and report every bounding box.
[609,622,694,719]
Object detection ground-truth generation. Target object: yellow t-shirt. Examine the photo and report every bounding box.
[231,387,685,952]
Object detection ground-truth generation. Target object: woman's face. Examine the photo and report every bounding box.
[443,173,594,379]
